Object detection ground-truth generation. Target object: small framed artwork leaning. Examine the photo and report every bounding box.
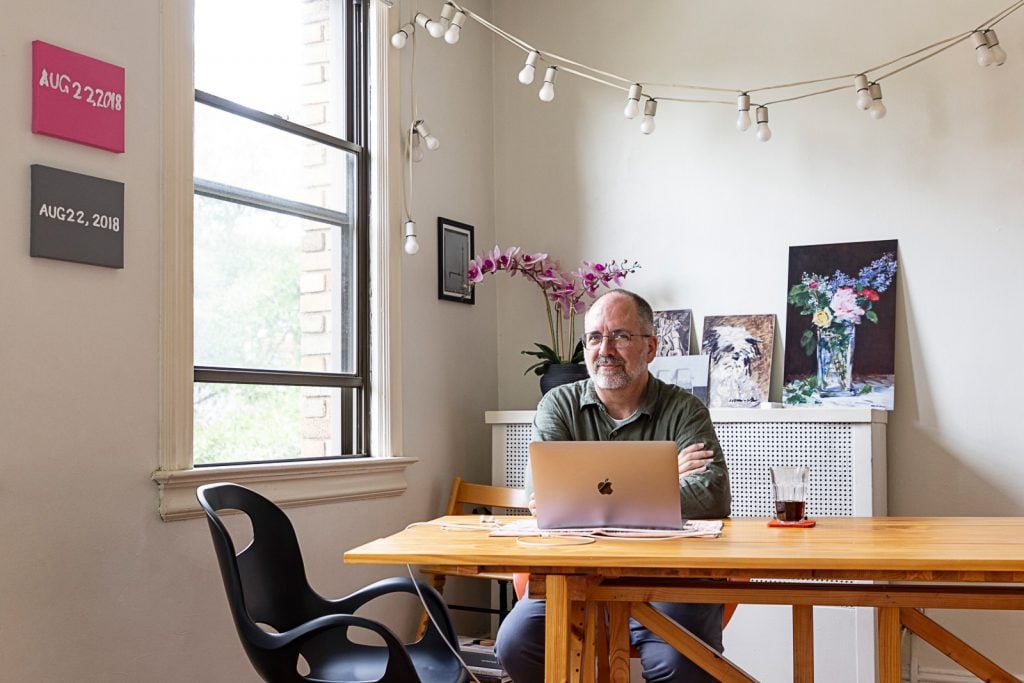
[437,217,474,304]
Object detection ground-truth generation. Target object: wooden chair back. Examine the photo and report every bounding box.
[444,476,529,515]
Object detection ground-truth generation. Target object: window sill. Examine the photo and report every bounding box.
[152,456,418,521]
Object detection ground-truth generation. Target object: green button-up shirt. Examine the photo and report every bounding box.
[531,374,731,519]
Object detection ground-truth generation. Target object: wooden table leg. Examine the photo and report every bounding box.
[581,601,599,683]
[546,574,571,683]
[606,601,632,683]
[569,598,586,683]
[792,604,814,683]
[595,602,611,683]
[878,606,901,683]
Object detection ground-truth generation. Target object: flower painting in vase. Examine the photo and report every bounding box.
[783,239,898,408]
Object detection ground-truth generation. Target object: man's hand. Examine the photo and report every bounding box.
[678,442,714,480]
[528,492,537,516]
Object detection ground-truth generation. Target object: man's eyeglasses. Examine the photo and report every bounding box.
[582,331,653,349]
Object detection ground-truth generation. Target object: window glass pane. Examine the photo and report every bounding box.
[194,196,356,373]
[195,102,356,213]
[194,0,347,138]
[194,383,349,464]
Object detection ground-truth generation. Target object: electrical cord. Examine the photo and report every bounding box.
[516,535,595,546]
[405,563,483,683]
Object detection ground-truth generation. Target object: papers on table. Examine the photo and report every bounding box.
[489,518,723,539]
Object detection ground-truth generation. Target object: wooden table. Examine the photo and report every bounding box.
[344,516,1024,682]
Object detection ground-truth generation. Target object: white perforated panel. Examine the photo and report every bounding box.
[501,424,533,489]
[498,420,859,518]
[718,422,855,518]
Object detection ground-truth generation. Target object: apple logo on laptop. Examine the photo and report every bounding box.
[597,478,614,495]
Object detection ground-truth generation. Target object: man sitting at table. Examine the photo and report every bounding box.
[494,289,732,683]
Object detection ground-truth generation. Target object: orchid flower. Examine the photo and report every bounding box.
[465,245,641,371]
[479,251,498,274]
[467,258,483,284]
[497,246,520,270]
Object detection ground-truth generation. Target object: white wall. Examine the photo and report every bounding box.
[488,0,1024,677]
[0,0,495,680]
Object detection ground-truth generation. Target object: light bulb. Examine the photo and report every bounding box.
[755,106,771,142]
[868,82,886,120]
[439,2,455,27]
[972,31,994,66]
[444,12,466,44]
[985,30,1007,66]
[403,220,420,255]
[415,12,444,39]
[736,93,751,131]
[854,74,872,110]
[640,98,657,135]
[390,23,413,49]
[539,66,557,102]
[414,120,440,150]
[518,51,539,85]
[624,83,642,119]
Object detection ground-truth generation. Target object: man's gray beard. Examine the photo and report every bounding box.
[590,359,647,390]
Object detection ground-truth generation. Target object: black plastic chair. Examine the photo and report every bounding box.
[197,482,467,683]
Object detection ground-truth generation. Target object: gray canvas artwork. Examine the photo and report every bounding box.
[653,309,692,356]
[648,354,710,405]
[701,314,776,408]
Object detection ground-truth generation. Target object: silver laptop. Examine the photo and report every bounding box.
[529,441,683,530]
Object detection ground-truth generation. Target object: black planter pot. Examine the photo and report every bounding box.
[539,363,590,395]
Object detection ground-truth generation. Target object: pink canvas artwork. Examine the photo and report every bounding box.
[32,41,125,153]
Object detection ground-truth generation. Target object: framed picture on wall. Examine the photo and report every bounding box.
[437,217,474,304]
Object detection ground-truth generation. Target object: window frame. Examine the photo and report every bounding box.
[192,87,368,460]
[154,0,410,521]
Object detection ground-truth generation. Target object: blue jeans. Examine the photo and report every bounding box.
[494,596,723,683]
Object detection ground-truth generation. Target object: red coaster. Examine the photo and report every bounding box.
[767,518,816,528]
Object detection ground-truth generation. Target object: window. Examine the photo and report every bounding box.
[155,0,411,520]
[192,0,368,465]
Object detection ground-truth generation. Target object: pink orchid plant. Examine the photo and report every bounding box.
[467,246,641,375]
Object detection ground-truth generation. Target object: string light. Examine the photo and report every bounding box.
[755,106,772,142]
[624,83,643,119]
[736,93,751,131]
[414,120,440,150]
[972,30,996,66]
[518,50,540,84]
[392,0,1023,140]
[984,29,1008,65]
[640,98,658,134]
[392,1,1023,255]
[539,65,558,102]
[403,220,420,255]
[439,2,455,28]
[414,11,444,39]
[867,82,887,119]
[445,10,467,44]
[391,22,413,49]
[853,74,872,110]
